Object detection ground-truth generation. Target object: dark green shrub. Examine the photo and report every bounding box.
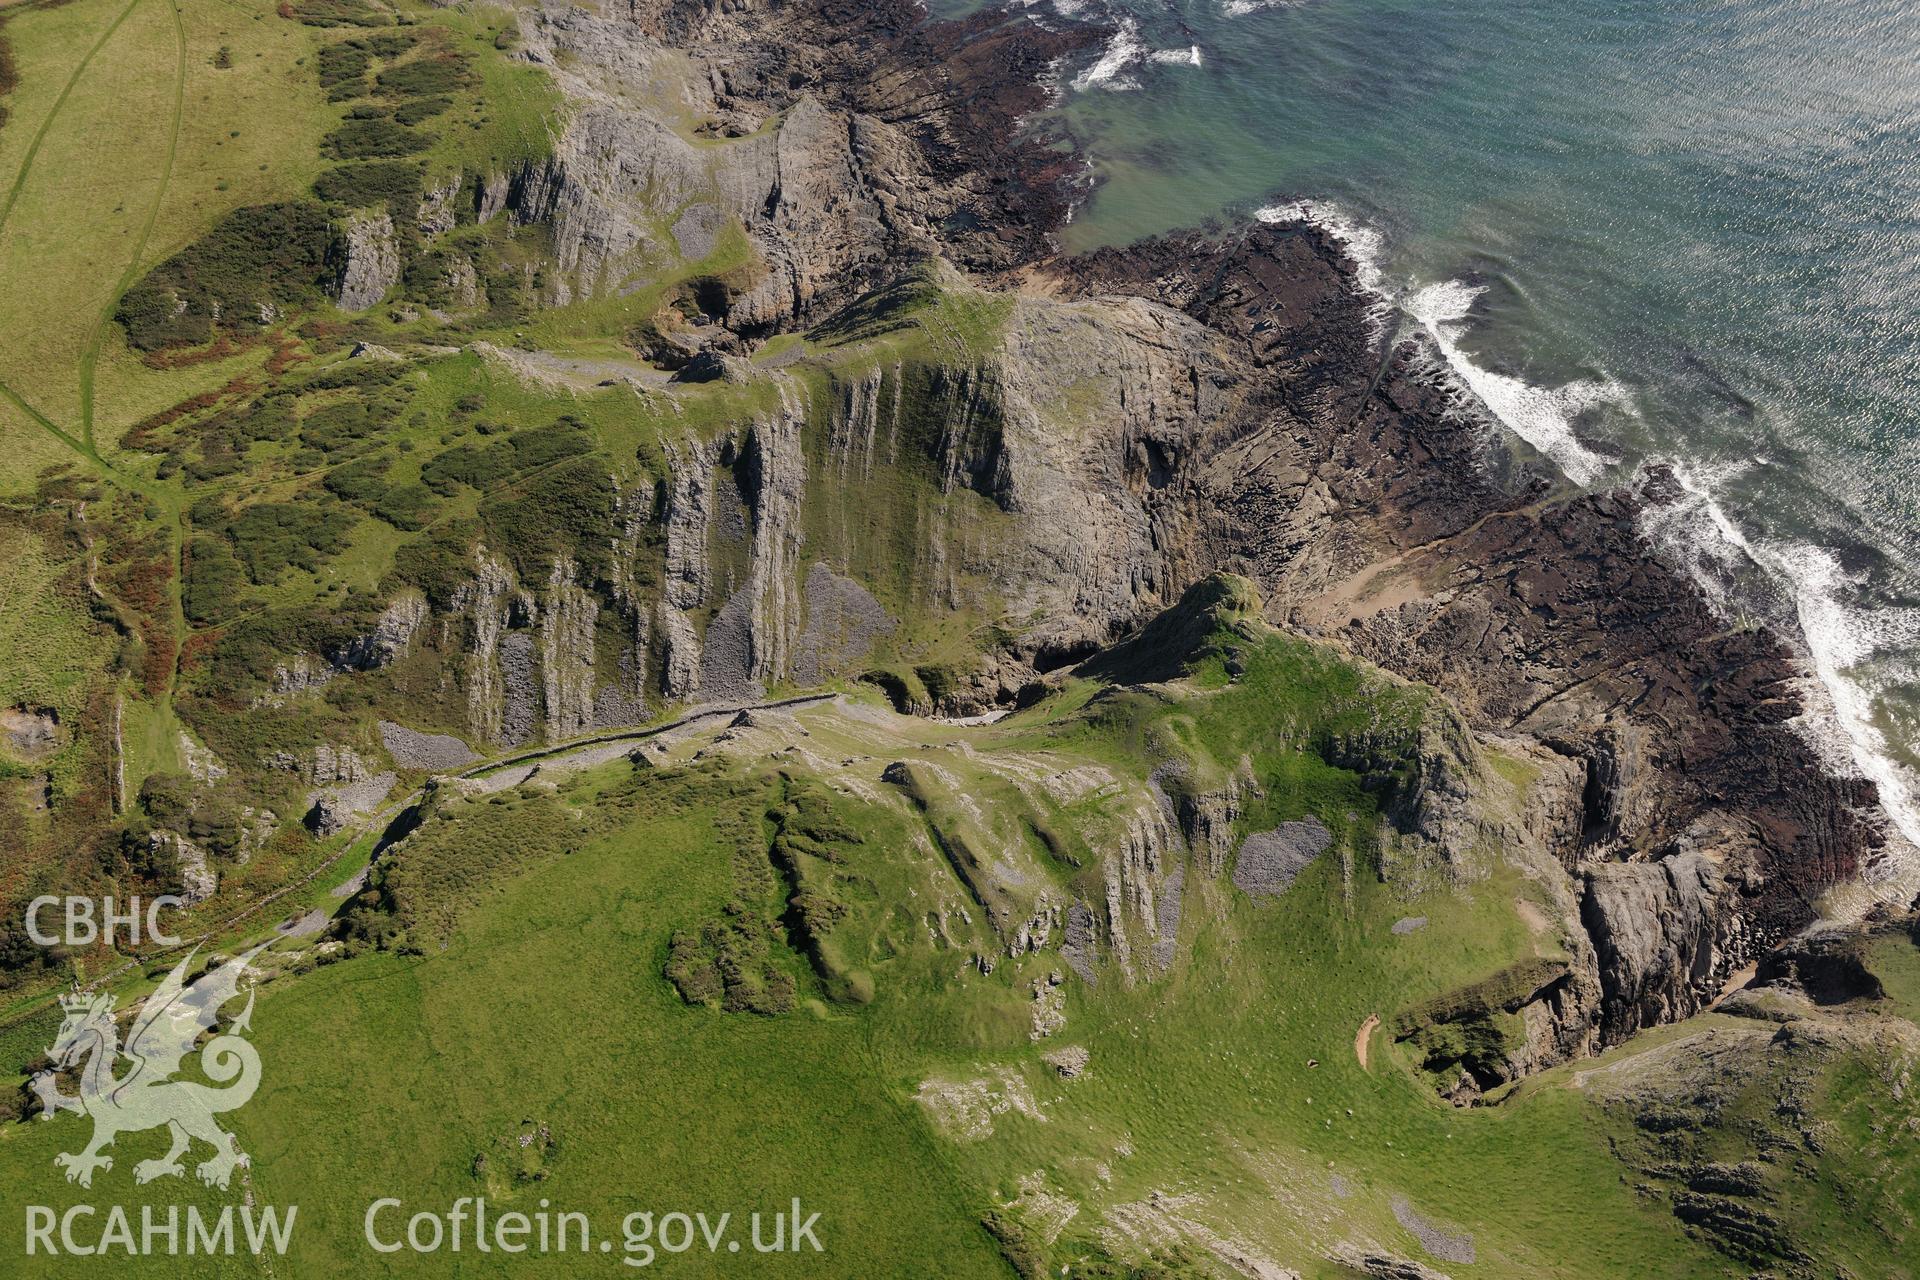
[229,393,299,444]
[364,32,417,58]
[321,116,427,160]
[283,0,391,29]
[480,456,615,579]
[225,500,357,583]
[375,55,468,98]
[509,420,594,469]
[313,161,422,210]
[323,454,391,503]
[372,483,436,531]
[420,441,510,494]
[182,537,250,622]
[299,400,379,451]
[386,518,479,609]
[138,772,195,826]
[665,931,723,1005]
[115,203,334,350]
[315,42,370,91]
[292,359,408,394]
[392,96,451,126]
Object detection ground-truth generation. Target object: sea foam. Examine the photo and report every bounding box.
[1254,199,1388,296]
[1070,16,1202,91]
[1258,196,1920,908]
[1403,279,1624,486]
[1655,464,1920,912]
[1259,201,1621,483]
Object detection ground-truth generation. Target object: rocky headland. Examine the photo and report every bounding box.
[23,0,1910,1101]
[478,0,1913,1080]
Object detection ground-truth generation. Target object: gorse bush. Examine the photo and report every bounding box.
[313,161,423,211]
[315,42,370,92]
[480,456,616,580]
[221,499,357,584]
[322,454,392,503]
[393,96,452,126]
[280,0,391,29]
[182,538,250,623]
[375,54,469,98]
[322,116,428,160]
[387,518,483,609]
[115,203,335,350]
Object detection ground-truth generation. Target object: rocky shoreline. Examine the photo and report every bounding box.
[45,0,1905,1085]
[615,0,1912,1055]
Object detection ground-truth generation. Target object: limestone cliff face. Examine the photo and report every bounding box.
[495,1,1091,325]
[270,0,1907,1089]
[538,558,601,742]
[1582,852,1744,1044]
[330,211,401,312]
[740,387,809,684]
[331,591,429,671]
[655,432,719,701]
[1056,220,1909,1070]
[501,8,927,323]
[449,549,523,745]
[986,295,1233,668]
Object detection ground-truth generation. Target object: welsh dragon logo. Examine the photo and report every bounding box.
[31,943,269,1190]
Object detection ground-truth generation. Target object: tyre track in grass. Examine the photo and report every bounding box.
[0,0,143,236]
[77,0,184,451]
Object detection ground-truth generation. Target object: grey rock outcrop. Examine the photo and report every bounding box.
[451,549,531,745]
[264,654,334,701]
[265,743,372,786]
[332,211,401,311]
[475,171,512,224]
[441,255,483,310]
[539,557,600,741]
[791,562,896,685]
[741,389,808,686]
[149,831,216,905]
[379,720,477,772]
[1175,757,1261,876]
[508,1,1088,326]
[418,175,461,236]
[1233,819,1333,899]
[330,591,429,671]
[1582,852,1739,1045]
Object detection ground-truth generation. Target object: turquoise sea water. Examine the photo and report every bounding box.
[943,0,1920,877]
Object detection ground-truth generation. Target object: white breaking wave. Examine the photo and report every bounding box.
[1011,0,1092,15]
[1070,17,1202,91]
[1071,17,1147,90]
[1222,0,1305,16]
[1403,279,1625,486]
[1256,197,1920,907]
[1657,465,1920,911]
[1254,198,1388,296]
[1258,199,1624,484]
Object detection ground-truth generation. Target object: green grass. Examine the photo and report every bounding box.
[0,0,338,487]
[0,518,109,725]
[1868,930,1920,1023]
[416,5,561,179]
[0,756,1013,1277]
[0,661,1905,1277]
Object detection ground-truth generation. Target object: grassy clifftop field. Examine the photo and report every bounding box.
[2,592,1916,1277]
